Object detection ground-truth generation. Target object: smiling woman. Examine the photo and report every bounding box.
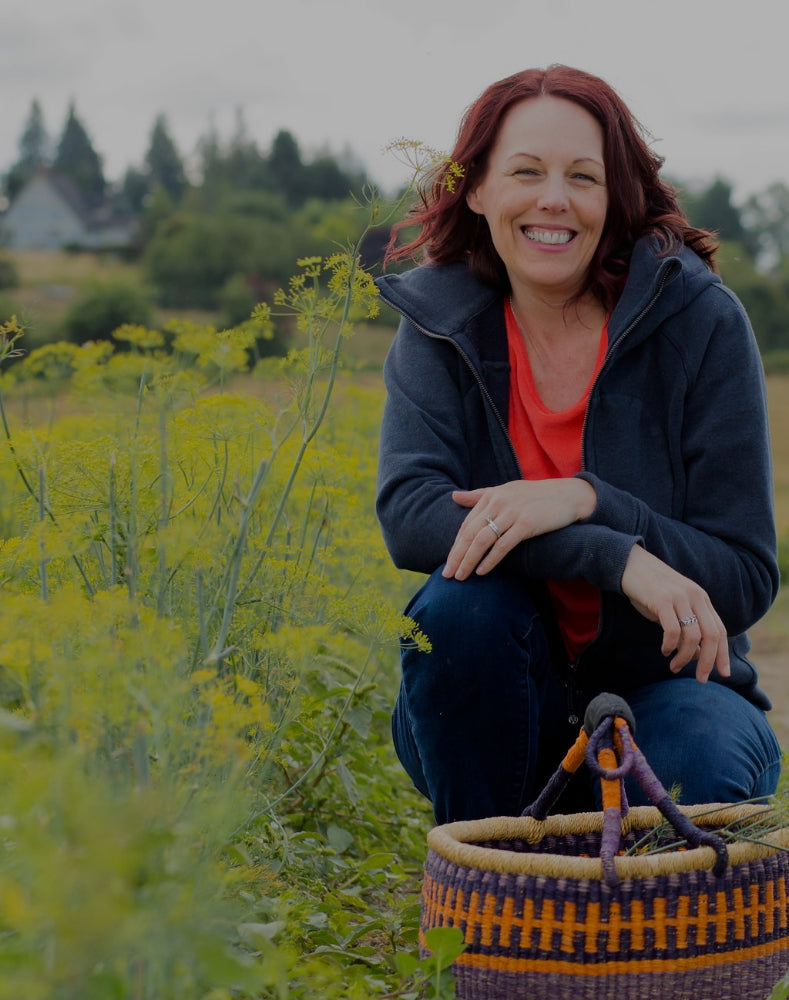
[374,64,782,827]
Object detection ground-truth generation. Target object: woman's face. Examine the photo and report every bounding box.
[466,95,608,303]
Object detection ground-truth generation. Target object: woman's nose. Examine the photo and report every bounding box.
[536,176,569,212]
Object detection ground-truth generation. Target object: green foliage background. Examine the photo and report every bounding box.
[0,239,453,998]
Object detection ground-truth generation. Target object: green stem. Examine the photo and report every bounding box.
[38,465,47,602]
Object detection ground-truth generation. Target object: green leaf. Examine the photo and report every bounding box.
[423,926,466,965]
[393,951,421,978]
[346,703,372,738]
[326,824,354,853]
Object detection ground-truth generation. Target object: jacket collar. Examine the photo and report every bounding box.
[375,236,719,349]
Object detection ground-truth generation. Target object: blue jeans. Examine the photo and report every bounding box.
[392,568,782,824]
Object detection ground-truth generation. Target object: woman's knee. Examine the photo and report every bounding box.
[625,680,782,805]
[403,568,548,669]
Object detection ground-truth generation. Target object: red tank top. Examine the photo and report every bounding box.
[504,300,607,660]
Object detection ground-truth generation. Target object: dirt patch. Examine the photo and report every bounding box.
[753,649,789,750]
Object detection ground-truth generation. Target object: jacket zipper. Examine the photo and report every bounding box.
[566,263,678,724]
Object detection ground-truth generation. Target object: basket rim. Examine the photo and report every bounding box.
[426,803,789,880]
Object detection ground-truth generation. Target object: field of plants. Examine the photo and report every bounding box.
[0,240,473,998]
[0,232,787,999]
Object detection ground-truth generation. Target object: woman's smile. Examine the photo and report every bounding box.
[523,226,575,246]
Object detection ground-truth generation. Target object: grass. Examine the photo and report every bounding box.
[2,250,217,351]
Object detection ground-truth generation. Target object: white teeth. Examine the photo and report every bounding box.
[524,228,572,245]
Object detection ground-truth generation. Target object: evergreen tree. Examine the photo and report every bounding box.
[5,98,50,200]
[119,165,150,214]
[681,177,744,243]
[52,102,106,206]
[224,108,270,191]
[145,114,187,202]
[196,119,225,206]
[268,129,306,206]
[743,182,789,267]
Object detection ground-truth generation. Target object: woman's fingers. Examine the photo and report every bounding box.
[622,545,730,682]
[443,506,512,580]
[663,602,729,681]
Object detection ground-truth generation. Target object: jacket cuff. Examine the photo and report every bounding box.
[575,471,643,536]
[522,523,642,594]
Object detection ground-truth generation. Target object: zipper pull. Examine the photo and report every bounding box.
[566,664,580,727]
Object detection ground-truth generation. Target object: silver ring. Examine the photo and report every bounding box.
[484,515,502,539]
[679,615,698,627]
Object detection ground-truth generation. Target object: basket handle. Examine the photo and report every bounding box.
[522,692,730,886]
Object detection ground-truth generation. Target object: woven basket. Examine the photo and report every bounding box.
[420,694,789,1000]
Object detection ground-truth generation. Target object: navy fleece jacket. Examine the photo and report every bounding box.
[375,237,779,711]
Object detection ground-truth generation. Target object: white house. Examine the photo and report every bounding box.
[0,170,137,251]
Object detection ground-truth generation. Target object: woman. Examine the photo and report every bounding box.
[375,65,782,825]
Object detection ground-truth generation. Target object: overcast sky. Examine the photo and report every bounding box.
[2,0,787,203]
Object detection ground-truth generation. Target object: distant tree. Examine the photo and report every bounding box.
[223,108,270,191]
[5,98,50,200]
[679,176,744,243]
[716,241,789,353]
[196,120,224,198]
[304,155,354,201]
[119,165,150,214]
[742,182,789,268]
[269,130,306,206]
[304,143,368,201]
[145,114,187,202]
[138,185,176,243]
[52,102,106,206]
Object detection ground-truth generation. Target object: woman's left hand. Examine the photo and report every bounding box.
[442,479,596,581]
[620,544,730,682]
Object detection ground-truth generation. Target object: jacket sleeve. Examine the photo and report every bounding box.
[570,287,779,635]
[376,317,475,573]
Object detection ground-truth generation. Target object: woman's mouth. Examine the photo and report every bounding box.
[523,227,574,245]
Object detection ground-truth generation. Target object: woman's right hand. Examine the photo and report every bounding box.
[442,478,597,580]
[620,544,730,683]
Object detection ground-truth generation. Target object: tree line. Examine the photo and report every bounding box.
[3,100,789,365]
[3,99,370,212]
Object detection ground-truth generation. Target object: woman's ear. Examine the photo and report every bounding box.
[466,187,483,214]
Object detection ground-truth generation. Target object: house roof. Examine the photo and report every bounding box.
[42,170,95,224]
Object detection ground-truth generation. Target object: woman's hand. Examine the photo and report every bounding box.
[442,479,596,581]
[621,544,730,682]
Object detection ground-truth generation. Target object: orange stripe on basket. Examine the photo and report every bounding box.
[675,893,689,951]
[583,901,602,953]
[423,874,789,956]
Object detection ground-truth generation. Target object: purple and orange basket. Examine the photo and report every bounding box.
[421,694,789,999]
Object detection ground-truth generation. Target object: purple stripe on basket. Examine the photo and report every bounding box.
[449,952,789,1000]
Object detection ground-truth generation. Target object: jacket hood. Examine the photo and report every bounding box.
[375,260,497,337]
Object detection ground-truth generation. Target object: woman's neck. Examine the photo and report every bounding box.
[508,291,608,412]
[509,288,606,345]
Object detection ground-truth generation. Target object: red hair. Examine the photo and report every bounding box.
[386,65,717,310]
